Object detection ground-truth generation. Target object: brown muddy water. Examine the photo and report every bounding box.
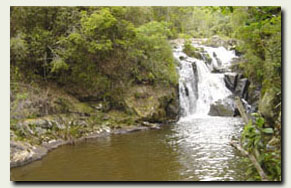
[11,117,248,181]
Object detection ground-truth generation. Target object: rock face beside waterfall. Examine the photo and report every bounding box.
[208,97,235,116]
[224,73,250,100]
[124,85,179,122]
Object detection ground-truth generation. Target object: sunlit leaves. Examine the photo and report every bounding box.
[262,128,274,134]
[50,57,68,73]
[81,9,117,36]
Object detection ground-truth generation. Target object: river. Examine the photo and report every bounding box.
[11,40,249,181]
[11,117,247,181]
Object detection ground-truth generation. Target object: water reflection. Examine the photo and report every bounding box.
[11,117,248,181]
[170,117,246,181]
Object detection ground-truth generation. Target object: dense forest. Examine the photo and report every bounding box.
[10,7,281,181]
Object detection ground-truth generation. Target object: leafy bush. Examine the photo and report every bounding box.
[241,113,281,181]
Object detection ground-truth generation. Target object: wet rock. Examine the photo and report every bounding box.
[212,67,228,73]
[234,77,250,100]
[42,139,65,150]
[184,86,189,96]
[208,98,235,116]
[179,56,186,60]
[202,53,212,65]
[224,73,238,92]
[203,35,224,47]
[247,83,261,112]
[213,52,222,66]
[166,100,179,120]
[203,36,239,50]
[241,98,252,114]
[126,126,149,132]
[10,141,47,168]
[141,121,159,129]
[191,62,199,98]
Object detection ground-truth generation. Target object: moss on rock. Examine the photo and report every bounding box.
[258,88,278,126]
[124,85,178,122]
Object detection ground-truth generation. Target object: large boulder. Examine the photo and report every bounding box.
[234,77,250,100]
[202,36,239,50]
[203,35,227,48]
[212,52,222,66]
[208,97,235,116]
[10,141,48,168]
[224,73,238,92]
[258,89,278,126]
[224,73,252,104]
[124,85,179,122]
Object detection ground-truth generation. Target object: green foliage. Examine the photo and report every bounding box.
[10,33,28,65]
[11,7,181,111]
[16,92,29,101]
[182,40,203,60]
[242,121,262,153]
[11,6,241,90]
[131,21,178,86]
[232,7,281,90]
[50,57,68,73]
[241,113,281,181]
[10,7,281,181]
[222,8,281,180]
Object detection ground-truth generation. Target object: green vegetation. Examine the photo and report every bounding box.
[183,40,203,60]
[10,7,281,181]
[10,7,180,102]
[224,7,281,181]
[241,114,281,181]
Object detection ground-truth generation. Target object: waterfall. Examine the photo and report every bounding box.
[174,41,237,119]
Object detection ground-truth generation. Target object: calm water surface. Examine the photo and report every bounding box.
[11,117,248,181]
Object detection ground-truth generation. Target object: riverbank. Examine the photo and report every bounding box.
[11,122,163,168]
[11,116,248,181]
[10,79,179,168]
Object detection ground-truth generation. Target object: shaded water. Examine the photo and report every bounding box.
[11,117,248,181]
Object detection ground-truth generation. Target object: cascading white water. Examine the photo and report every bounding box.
[174,41,237,120]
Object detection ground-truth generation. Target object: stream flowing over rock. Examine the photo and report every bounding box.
[173,39,243,118]
[11,38,252,181]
